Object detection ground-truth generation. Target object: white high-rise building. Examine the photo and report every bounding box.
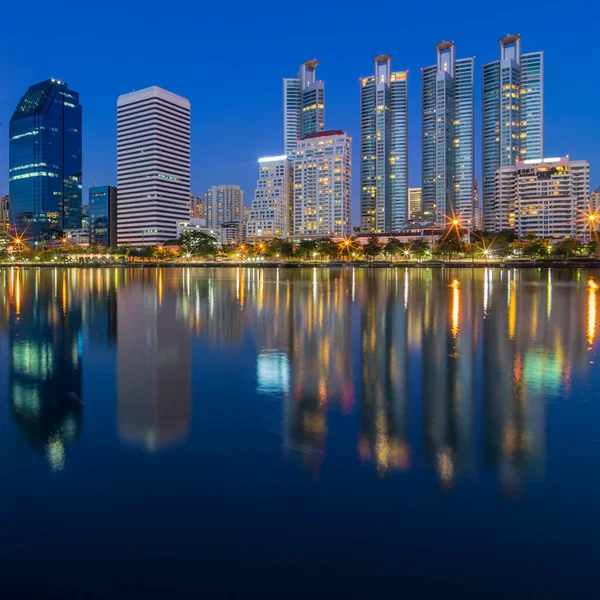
[246,156,293,239]
[117,86,190,246]
[494,157,589,238]
[359,55,409,233]
[202,185,244,230]
[292,130,352,237]
[483,35,544,230]
[283,60,324,155]
[408,188,422,221]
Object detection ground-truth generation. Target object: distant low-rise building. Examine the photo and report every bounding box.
[0,195,9,233]
[64,228,89,246]
[220,221,244,245]
[175,218,219,240]
[494,157,589,238]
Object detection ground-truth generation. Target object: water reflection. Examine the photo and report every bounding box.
[0,266,597,496]
[117,271,191,452]
[7,269,83,471]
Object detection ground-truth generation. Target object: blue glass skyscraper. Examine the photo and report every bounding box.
[422,42,475,226]
[9,79,82,245]
[482,35,544,231]
[360,55,409,233]
[89,186,117,247]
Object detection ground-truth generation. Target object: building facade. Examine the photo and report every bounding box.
[89,185,117,247]
[117,86,190,246]
[483,35,544,230]
[283,60,324,155]
[246,156,293,239]
[202,185,244,230]
[494,157,589,238]
[189,193,202,220]
[359,55,409,233]
[408,188,422,222]
[422,42,475,225]
[292,130,352,237]
[0,195,9,233]
[9,79,82,245]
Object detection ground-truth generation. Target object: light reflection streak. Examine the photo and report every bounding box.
[451,279,460,339]
[588,279,597,346]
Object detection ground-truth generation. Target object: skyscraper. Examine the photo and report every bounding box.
[246,155,293,239]
[283,60,324,155]
[9,79,82,245]
[292,130,352,237]
[483,35,544,231]
[359,55,409,233]
[422,42,475,225]
[202,185,244,230]
[89,185,117,247]
[117,86,190,246]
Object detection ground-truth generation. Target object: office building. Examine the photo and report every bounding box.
[81,204,89,231]
[591,185,600,213]
[360,55,409,233]
[117,86,190,246]
[292,130,352,237]
[89,185,117,247]
[189,193,202,220]
[9,79,82,245]
[202,185,244,230]
[422,42,475,225]
[220,221,244,245]
[63,227,89,245]
[483,35,544,230]
[283,60,324,155]
[0,195,9,233]
[408,188,422,221]
[494,157,589,238]
[246,155,293,239]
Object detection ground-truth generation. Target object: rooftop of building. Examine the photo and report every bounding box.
[117,86,190,109]
[299,129,346,141]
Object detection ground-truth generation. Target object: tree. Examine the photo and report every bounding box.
[179,230,219,257]
[552,238,582,260]
[436,228,464,258]
[297,239,319,260]
[362,235,383,260]
[384,238,403,260]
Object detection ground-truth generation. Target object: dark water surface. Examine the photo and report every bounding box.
[0,266,599,597]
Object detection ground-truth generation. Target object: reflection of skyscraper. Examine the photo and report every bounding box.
[421,270,475,489]
[358,270,411,475]
[117,271,191,451]
[9,269,83,471]
[282,269,354,475]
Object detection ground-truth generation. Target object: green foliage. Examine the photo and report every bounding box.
[179,230,219,256]
[363,235,383,259]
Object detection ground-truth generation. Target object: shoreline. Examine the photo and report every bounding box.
[3,260,600,270]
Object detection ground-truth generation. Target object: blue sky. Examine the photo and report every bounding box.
[1,0,598,222]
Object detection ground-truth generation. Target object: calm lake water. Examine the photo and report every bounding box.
[0,266,599,597]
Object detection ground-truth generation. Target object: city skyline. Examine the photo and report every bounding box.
[0,3,598,227]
